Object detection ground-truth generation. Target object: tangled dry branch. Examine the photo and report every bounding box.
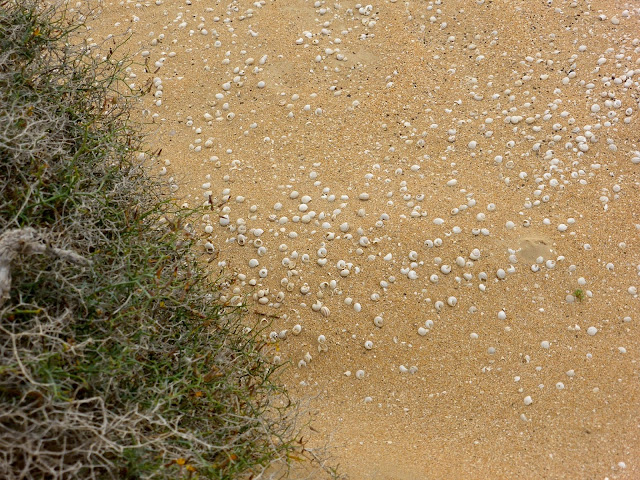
[0,228,91,306]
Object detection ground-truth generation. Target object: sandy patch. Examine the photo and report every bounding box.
[86,0,640,477]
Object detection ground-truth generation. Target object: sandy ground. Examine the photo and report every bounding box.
[85,0,640,477]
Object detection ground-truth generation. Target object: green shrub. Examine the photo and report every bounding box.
[0,1,304,478]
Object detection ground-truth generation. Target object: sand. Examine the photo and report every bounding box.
[85,0,640,477]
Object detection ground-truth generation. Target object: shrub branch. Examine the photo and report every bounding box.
[0,228,91,306]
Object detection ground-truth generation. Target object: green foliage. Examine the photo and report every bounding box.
[0,1,305,478]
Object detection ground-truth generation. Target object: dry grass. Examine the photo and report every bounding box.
[0,1,334,478]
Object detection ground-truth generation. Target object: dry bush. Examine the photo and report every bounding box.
[0,1,323,478]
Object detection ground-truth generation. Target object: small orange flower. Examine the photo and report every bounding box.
[175,458,186,466]
[186,465,196,473]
